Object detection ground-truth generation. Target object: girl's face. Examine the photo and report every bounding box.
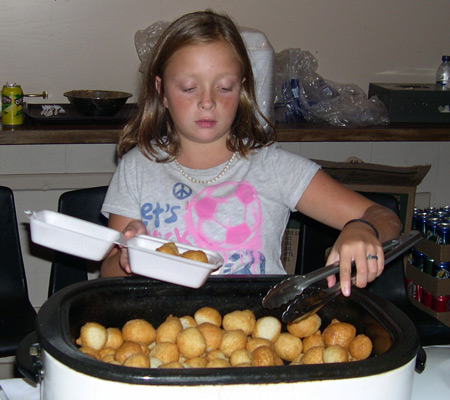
[157,40,243,149]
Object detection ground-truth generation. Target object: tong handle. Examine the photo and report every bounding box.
[281,230,422,323]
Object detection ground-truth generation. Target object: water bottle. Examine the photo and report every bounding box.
[436,55,450,87]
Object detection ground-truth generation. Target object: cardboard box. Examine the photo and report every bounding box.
[405,262,450,296]
[405,262,450,327]
[414,238,450,263]
[408,296,450,328]
[368,83,450,123]
[313,160,431,232]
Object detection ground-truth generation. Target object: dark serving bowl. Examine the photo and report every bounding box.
[63,90,133,117]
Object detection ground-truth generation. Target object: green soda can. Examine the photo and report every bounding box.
[2,83,24,126]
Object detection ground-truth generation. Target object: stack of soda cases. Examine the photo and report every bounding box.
[407,206,450,313]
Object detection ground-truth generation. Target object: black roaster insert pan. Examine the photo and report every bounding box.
[33,276,421,385]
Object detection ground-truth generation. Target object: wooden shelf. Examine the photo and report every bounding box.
[1,120,449,145]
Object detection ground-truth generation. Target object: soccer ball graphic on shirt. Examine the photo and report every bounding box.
[184,181,262,253]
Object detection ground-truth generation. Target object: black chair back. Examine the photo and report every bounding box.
[0,186,36,357]
[48,186,108,297]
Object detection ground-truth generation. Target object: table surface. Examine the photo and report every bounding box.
[1,119,449,145]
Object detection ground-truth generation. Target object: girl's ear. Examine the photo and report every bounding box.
[155,76,168,107]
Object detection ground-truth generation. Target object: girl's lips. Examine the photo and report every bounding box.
[195,119,217,128]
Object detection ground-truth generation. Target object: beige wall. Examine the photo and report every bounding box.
[1,0,449,102]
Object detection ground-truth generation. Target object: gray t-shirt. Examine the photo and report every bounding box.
[102,143,320,275]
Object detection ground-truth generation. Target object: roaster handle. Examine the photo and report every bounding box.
[15,331,43,384]
[415,346,427,374]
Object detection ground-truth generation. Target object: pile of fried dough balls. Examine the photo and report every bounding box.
[75,307,373,369]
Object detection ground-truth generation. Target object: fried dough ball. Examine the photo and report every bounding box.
[159,361,185,369]
[150,357,163,369]
[206,349,227,361]
[114,341,143,364]
[180,250,208,263]
[301,346,324,365]
[185,357,208,368]
[102,354,120,364]
[123,353,150,368]
[349,334,373,360]
[156,316,183,344]
[207,358,231,368]
[220,330,248,357]
[150,342,180,364]
[322,321,356,349]
[251,346,283,367]
[79,346,101,360]
[252,316,281,342]
[323,345,348,363]
[222,310,256,336]
[99,347,116,360]
[179,315,197,329]
[274,333,303,362]
[230,348,252,366]
[198,322,224,351]
[287,313,321,338]
[76,322,108,351]
[290,353,303,365]
[177,327,207,358]
[122,319,156,346]
[156,242,179,256]
[104,327,123,350]
[194,307,222,327]
[372,335,392,355]
[246,337,274,352]
[302,330,324,353]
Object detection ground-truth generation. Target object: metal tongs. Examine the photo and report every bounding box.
[262,230,422,323]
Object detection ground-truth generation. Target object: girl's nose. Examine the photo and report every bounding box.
[199,90,215,110]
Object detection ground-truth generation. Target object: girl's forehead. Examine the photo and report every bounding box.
[164,41,242,75]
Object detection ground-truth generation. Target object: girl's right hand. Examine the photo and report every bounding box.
[117,219,147,274]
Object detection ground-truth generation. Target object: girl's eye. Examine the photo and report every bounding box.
[182,87,195,93]
[220,87,232,92]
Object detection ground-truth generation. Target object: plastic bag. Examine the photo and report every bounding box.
[134,21,170,73]
[273,48,390,127]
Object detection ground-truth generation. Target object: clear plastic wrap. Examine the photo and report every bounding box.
[273,48,390,127]
[134,21,170,73]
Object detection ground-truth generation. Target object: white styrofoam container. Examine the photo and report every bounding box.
[27,210,121,261]
[27,210,223,288]
[127,235,223,288]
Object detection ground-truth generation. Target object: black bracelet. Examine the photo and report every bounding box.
[343,218,379,239]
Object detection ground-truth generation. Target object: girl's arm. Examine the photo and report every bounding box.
[296,169,402,296]
[100,213,147,277]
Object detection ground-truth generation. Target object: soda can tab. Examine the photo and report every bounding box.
[1,83,24,126]
[436,222,450,245]
[431,295,450,313]
[439,205,450,213]
[422,290,433,308]
[432,261,450,279]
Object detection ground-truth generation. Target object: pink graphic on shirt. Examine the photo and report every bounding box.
[184,181,262,269]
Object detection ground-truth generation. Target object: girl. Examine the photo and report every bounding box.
[101,10,401,296]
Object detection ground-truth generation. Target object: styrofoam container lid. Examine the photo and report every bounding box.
[26,210,223,288]
[27,210,122,261]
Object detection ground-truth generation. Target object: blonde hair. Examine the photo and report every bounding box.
[118,10,276,161]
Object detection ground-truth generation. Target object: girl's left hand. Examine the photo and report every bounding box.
[325,222,384,297]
